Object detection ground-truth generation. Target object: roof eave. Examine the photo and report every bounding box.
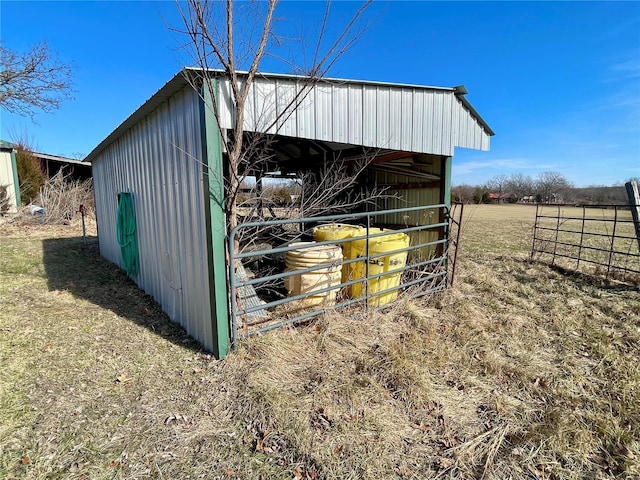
[85,69,192,163]
[183,66,458,93]
[33,152,92,166]
[85,68,494,163]
[455,92,495,137]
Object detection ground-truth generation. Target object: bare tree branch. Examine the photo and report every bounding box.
[173,0,373,252]
[0,41,74,119]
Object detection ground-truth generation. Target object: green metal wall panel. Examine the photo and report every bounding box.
[201,81,230,359]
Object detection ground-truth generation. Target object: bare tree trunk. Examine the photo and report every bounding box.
[175,0,373,253]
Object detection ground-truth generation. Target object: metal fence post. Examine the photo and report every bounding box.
[626,181,640,252]
[606,206,619,279]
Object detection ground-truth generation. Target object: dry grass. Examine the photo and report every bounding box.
[1,205,639,479]
[4,169,94,227]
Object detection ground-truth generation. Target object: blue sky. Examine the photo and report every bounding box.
[1,1,638,187]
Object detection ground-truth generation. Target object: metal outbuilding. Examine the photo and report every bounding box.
[0,140,21,214]
[33,152,92,181]
[85,68,494,358]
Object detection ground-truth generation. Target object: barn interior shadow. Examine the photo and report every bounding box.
[42,236,204,353]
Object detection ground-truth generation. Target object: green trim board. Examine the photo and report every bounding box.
[200,80,230,359]
[9,148,21,207]
[443,156,452,208]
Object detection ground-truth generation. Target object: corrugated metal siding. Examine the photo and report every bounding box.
[92,86,215,351]
[453,99,490,151]
[218,77,490,155]
[373,156,442,260]
[373,160,441,221]
[0,150,18,213]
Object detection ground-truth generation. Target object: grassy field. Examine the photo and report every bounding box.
[1,204,639,479]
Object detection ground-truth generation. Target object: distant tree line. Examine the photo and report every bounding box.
[452,171,636,205]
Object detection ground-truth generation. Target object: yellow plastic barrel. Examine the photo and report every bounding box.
[312,224,363,282]
[284,242,343,307]
[350,228,410,306]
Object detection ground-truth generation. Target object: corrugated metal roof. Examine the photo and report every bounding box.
[0,140,16,150]
[190,68,494,138]
[33,151,90,167]
[86,68,493,163]
[85,73,190,163]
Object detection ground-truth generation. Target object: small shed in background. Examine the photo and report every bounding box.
[0,140,21,214]
[33,152,92,181]
[85,68,493,358]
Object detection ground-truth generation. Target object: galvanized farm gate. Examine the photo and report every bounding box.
[228,203,462,345]
[531,204,640,282]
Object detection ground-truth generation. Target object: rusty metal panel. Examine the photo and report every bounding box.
[91,85,215,352]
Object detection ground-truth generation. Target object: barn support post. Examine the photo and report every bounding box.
[201,80,230,359]
[436,156,452,258]
[442,156,452,209]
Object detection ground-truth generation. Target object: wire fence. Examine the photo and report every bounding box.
[531,204,640,283]
[228,204,462,345]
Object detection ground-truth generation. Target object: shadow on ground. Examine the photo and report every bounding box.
[42,235,203,353]
[546,262,640,291]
